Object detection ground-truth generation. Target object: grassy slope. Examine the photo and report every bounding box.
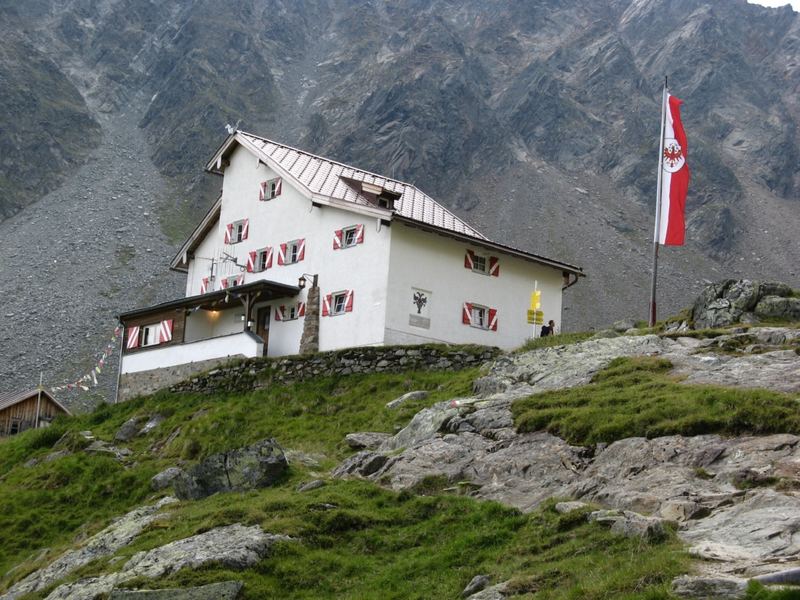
[1,341,797,598]
[513,356,800,445]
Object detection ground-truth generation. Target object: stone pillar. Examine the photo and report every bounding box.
[299,284,320,354]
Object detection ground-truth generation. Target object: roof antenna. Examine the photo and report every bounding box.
[222,251,247,270]
[225,119,242,135]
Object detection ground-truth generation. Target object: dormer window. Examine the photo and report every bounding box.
[377,190,400,210]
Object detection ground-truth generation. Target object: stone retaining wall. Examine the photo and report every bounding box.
[170,345,500,395]
[118,356,247,402]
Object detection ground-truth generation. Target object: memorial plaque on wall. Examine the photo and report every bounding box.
[409,288,431,329]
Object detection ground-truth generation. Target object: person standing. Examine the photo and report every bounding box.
[540,319,556,337]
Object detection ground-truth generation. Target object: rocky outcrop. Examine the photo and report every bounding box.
[173,439,288,500]
[335,330,800,580]
[3,498,177,600]
[109,581,243,600]
[473,334,671,395]
[671,575,747,600]
[44,525,288,600]
[344,432,392,450]
[691,280,797,329]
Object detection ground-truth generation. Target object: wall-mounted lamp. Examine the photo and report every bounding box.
[298,273,319,289]
[239,314,246,322]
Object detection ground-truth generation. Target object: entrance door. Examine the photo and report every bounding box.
[256,306,271,356]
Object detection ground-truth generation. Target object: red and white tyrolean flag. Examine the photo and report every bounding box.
[655,93,690,245]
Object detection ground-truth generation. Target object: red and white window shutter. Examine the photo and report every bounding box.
[462,302,473,325]
[126,326,140,350]
[464,250,475,270]
[488,308,498,331]
[277,243,287,265]
[258,178,282,201]
[355,224,365,244]
[489,256,499,277]
[263,246,273,269]
[297,238,306,261]
[158,319,174,343]
[224,223,233,245]
[322,294,332,316]
[345,289,354,312]
[200,277,209,294]
[297,301,306,317]
[241,219,249,241]
[275,305,286,321]
[333,229,343,250]
[247,251,256,273]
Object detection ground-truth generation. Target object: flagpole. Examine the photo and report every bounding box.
[649,77,668,327]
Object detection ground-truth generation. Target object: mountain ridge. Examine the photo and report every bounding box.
[0,0,798,399]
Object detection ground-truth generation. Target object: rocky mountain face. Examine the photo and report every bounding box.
[0,0,798,401]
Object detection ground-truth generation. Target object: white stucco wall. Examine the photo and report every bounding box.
[384,224,564,350]
[120,332,262,374]
[184,308,242,343]
[185,145,393,355]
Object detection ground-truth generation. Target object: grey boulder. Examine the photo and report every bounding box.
[150,467,185,491]
[109,581,243,599]
[173,438,287,500]
[755,296,800,321]
[344,431,392,450]
[386,390,428,409]
[670,575,747,599]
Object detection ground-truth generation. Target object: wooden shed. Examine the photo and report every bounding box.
[0,389,71,436]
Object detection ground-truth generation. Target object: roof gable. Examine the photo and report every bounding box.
[0,388,71,415]
[209,131,488,240]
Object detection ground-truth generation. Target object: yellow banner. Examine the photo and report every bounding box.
[530,290,541,311]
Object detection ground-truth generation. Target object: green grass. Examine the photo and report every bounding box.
[512,357,800,445]
[15,482,689,600]
[0,369,475,580]
[746,581,800,599]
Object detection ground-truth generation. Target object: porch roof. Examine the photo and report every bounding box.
[119,280,300,322]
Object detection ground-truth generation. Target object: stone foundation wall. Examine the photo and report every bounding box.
[169,345,501,396]
[118,356,248,402]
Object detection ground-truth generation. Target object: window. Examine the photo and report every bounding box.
[462,302,498,331]
[333,225,364,250]
[324,290,353,316]
[333,292,347,315]
[9,419,20,435]
[471,254,487,274]
[223,275,242,288]
[280,239,305,265]
[258,249,270,271]
[276,302,306,321]
[141,324,160,347]
[233,221,246,243]
[343,227,358,248]
[259,178,282,201]
[225,219,249,244]
[247,247,272,272]
[471,305,487,328]
[465,250,499,276]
